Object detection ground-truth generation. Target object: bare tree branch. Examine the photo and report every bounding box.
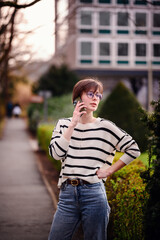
[0,0,41,9]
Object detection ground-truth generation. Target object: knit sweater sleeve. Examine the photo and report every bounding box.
[105,120,141,165]
[116,132,141,164]
[49,119,70,160]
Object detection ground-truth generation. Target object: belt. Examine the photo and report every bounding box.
[66,179,89,186]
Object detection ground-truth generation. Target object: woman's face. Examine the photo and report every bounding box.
[81,88,102,113]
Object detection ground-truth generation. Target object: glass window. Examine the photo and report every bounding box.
[80,0,93,3]
[81,11,92,25]
[99,12,110,26]
[81,42,92,55]
[118,43,128,56]
[153,44,160,57]
[136,43,146,56]
[117,12,129,26]
[117,0,129,3]
[99,43,110,56]
[153,13,160,27]
[99,0,111,3]
[135,13,146,27]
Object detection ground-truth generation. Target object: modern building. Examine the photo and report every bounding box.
[53,0,160,109]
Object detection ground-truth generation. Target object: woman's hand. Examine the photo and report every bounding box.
[96,160,126,179]
[63,101,86,142]
[71,101,86,127]
[96,167,112,179]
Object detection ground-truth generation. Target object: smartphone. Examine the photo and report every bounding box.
[73,97,86,112]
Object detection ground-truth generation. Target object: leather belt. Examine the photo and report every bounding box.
[66,179,89,186]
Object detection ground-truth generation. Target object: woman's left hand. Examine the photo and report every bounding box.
[96,160,126,179]
[96,167,112,179]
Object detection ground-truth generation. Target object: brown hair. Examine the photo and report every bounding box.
[72,78,103,103]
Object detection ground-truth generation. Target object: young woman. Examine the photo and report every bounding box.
[48,78,140,240]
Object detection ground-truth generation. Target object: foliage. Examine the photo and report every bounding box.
[106,156,148,240]
[27,93,74,133]
[37,124,61,171]
[98,82,149,152]
[140,98,160,240]
[33,64,79,96]
[27,103,43,134]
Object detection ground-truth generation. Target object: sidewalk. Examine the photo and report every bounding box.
[0,118,55,240]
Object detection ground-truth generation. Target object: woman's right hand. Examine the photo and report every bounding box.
[71,101,86,127]
[63,101,86,142]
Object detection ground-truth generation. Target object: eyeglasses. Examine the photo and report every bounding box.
[86,91,102,101]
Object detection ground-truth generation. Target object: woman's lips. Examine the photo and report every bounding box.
[90,103,97,107]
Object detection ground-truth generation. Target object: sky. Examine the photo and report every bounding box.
[21,0,55,61]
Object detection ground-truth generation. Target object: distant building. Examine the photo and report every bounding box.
[53,0,160,109]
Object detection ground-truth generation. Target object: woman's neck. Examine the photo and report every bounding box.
[79,113,96,124]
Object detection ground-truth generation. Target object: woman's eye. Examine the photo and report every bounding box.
[88,92,93,97]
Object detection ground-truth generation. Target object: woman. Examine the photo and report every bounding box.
[48,78,140,240]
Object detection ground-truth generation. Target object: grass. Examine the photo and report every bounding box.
[114,151,149,167]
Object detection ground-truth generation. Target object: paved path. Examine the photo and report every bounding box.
[0,118,54,240]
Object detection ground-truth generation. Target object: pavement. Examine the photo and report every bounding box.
[0,118,55,240]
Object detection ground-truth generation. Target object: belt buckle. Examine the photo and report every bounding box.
[71,179,79,186]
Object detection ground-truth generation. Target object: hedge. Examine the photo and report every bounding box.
[98,82,149,152]
[106,154,148,240]
[37,123,61,171]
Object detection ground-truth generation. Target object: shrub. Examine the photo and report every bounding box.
[140,98,160,240]
[98,82,149,152]
[27,103,43,133]
[37,124,61,171]
[106,157,148,240]
[34,64,78,96]
[27,93,74,133]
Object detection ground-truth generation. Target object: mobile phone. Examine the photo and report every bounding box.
[73,97,86,112]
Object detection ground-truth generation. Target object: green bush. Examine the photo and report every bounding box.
[37,124,61,171]
[106,156,148,240]
[98,82,149,152]
[27,93,74,133]
[27,103,43,133]
[140,99,160,240]
[33,64,78,96]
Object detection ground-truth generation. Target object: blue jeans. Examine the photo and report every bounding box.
[48,181,110,240]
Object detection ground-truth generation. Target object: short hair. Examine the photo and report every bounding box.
[72,78,103,103]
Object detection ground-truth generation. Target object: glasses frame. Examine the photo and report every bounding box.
[86,91,103,101]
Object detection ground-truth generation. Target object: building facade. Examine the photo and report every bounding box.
[54,0,160,108]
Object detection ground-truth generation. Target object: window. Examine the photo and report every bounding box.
[134,0,147,5]
[117,12,129,26]
[152,0,160,6]
[136,43,146,56]
[135,13,146,27]
[80,0,93,3]
[99,43,110,56]
[81,11,92,25]
[81,42,92,55]
[117,0,129,4]
[153,44,160,57]
[99,0,111,3]
[118,43,128,56]
[153,13,160,27]
[99,12,110,26]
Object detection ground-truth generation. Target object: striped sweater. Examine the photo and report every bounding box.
[49,117,140,187]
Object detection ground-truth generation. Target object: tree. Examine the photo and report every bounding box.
[98,82,148,152]
[141,96,160,240]
[0,0,41,106]
[34,64,79,96]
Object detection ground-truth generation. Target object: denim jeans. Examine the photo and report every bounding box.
[48,181,110,240]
